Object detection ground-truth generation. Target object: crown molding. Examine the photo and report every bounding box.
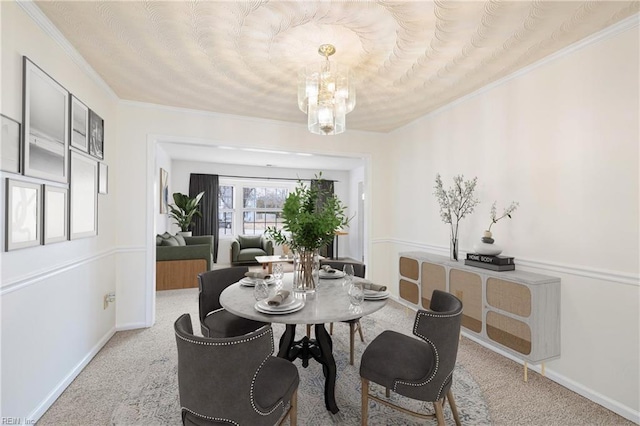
[17,0,119,101]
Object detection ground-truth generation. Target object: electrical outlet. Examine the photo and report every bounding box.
[104,292,116,309]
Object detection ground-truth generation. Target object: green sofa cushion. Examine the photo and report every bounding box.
[174,233,186,246]
[238,235,262,249]
[161,236,179,246]
[237,248,268,262]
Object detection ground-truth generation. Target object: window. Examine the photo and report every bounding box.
[218,185,234,235]
[242,187,288,235]
[217,180,294,238]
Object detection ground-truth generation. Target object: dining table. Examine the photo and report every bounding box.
[219,272,388,414]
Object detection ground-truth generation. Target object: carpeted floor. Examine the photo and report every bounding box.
[38,287,633,426]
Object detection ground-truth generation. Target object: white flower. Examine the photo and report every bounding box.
[488,201,519,231]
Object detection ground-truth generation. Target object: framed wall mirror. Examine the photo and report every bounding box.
[44,185,69,244]
[1,114,21,173]
[22,57,69,183]
[69,151,98,239]
[70,95,89,152]
[6,179,42,251]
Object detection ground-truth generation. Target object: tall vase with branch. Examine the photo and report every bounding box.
[266,177,349,293]
[433,174,480,261]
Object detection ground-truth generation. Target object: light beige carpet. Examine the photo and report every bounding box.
[38,287,633,426]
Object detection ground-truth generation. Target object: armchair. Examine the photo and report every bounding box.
[230,234,274,266]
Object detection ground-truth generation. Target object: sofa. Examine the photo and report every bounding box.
[156,232,214,290]
[230,234,274,266]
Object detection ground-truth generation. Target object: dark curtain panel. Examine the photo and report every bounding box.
[311,179,335,259]
[189,174,220,263]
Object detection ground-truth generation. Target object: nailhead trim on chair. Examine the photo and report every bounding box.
[177,327,285,419]
[436,370,454,400]
[393,310,462,392]
[181,407,239,426]
[175,328,271,346]
[393,336,439,392]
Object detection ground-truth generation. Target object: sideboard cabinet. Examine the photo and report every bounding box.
[399,252,561,374]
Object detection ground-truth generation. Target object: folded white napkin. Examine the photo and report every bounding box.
[321,265,337,273]
[267,290,290,306]
[355,278,386,292]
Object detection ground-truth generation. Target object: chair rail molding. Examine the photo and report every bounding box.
[373,238,639,287]
[0,246,146,295]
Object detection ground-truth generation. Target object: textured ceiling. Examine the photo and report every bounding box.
[36,1,638,133]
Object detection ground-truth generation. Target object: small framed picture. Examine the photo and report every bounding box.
[1,114,21,173]
[160,167,168,213]
[22,57,69,183]
[88,109,104,160]
[70,96,89,152]
[6,179,42,251]
[98,162,108,194]
[44,185,68,244]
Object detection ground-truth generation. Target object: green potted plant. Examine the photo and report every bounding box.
[168,192,204,236]
[266,178,349,293]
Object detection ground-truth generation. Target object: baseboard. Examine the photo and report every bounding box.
[459,331,640,424]
[116,321,148,331]
[28,326,116,422]
[388,295,639,424]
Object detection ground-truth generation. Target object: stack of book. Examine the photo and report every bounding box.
[464,253,515,271]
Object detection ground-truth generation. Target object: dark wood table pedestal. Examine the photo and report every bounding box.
[278,324,339,414]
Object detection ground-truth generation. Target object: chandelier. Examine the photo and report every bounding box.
[298,44,356,135]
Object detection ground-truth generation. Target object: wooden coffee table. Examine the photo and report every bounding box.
[255,255,294,274]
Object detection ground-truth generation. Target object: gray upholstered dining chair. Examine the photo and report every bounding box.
[360,290,463,426]
[174,314,299,425]
[198,266,267,338]
[321,260,367,365]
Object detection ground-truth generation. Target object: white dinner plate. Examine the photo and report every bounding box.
[364,290,389,300]
[319,270,345,279]
[240,277,276,287]
[259,296,297,310]
[255,299,305,314]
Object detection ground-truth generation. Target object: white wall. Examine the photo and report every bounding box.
[0,2,118,419]
[383,23,639,419]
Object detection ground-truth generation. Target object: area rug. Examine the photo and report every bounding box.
[111,290,491,425]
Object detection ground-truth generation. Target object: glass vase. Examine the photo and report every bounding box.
[450,237,459,261]
[293,248,319,293]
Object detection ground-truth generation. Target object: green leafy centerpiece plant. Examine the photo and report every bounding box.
[266,179,349,293]
[433,174,480,261]
[168,192,204,236]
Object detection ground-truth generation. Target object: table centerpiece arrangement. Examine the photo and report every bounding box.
[266,176,349,293]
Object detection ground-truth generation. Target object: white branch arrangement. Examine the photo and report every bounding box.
[487,201,519,232]
[434,174,480,260]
